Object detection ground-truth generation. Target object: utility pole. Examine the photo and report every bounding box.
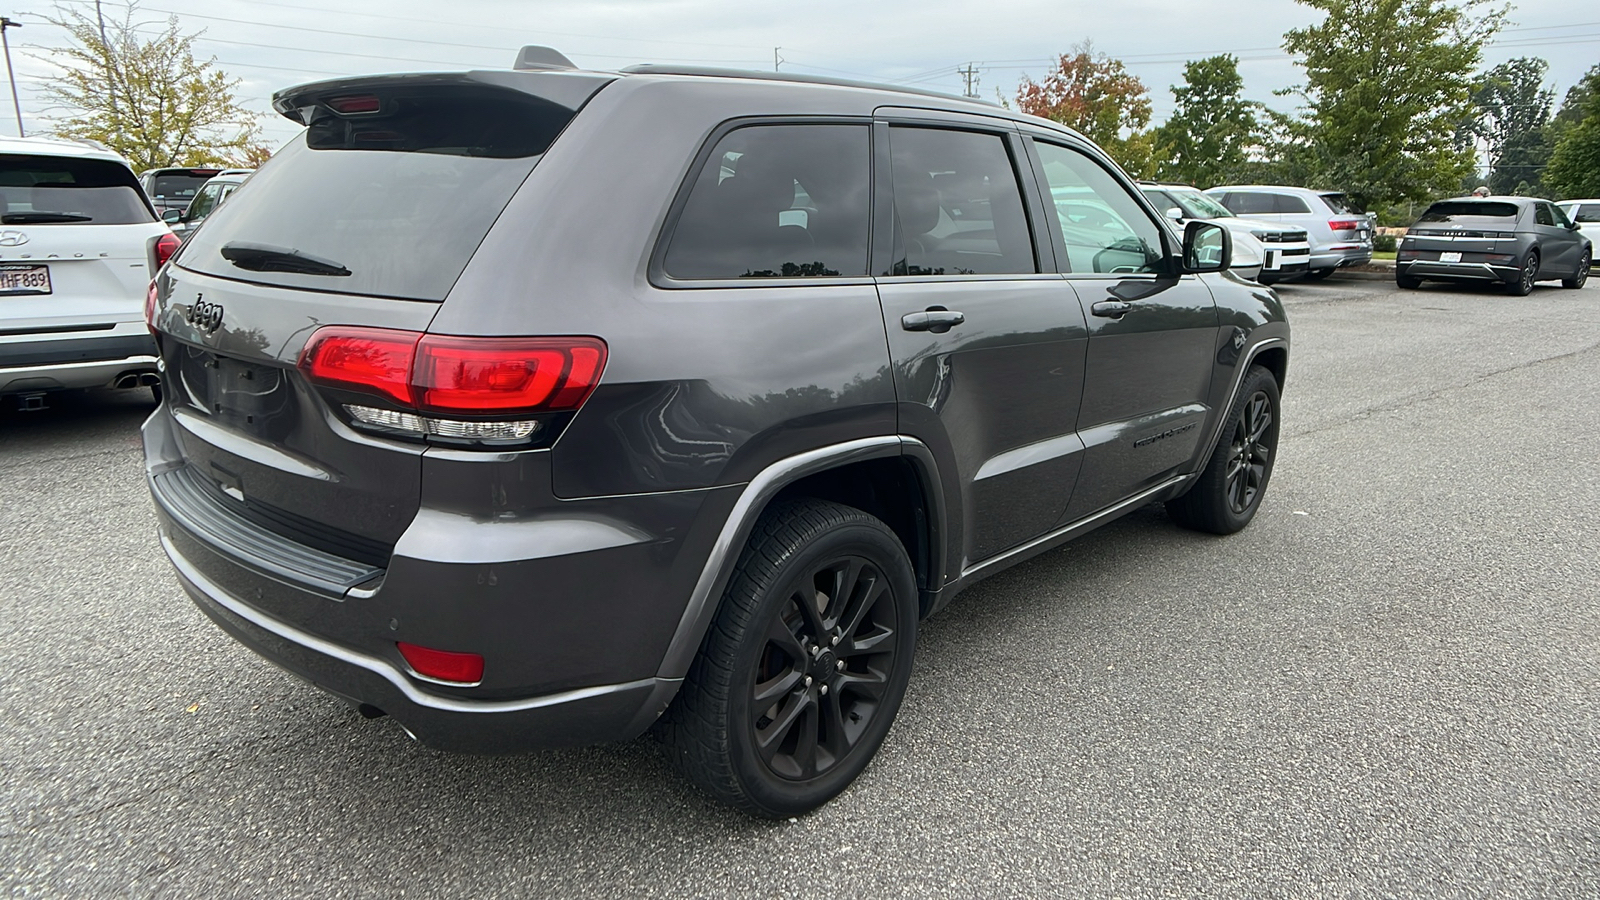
[958,63,980,99]
[0,18,22,137]
[773,47,783,72]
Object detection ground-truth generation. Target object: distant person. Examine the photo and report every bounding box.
[1472,185,1490,197]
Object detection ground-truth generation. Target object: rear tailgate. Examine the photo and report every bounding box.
[152,71,614,558]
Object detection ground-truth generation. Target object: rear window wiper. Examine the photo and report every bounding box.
[3,213,93,224]
[220,242,352,277]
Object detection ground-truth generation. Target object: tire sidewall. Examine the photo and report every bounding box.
[725,519,918,816]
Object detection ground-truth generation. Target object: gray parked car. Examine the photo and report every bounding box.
[1397,196,1590,294]
[1207,185,1373,278]
[143,48,1290,817]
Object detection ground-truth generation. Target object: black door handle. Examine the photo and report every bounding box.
[1091,300,1132,318]
[901,308,966,333]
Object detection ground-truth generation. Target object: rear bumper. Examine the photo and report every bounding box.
[1398,260,1519,284]
[0,330,158,394]
[142,403,727,752]
[165,529,679,753]
[1310,246,1372,270]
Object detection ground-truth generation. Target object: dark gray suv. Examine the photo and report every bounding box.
[142,49,1290,817]
[1397,196,1591,294]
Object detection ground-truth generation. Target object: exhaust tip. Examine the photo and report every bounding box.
[17,392,47,412]
[139,373,162,387]
[356,703,387,720]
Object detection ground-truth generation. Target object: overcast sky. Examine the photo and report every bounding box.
[5,0,1597,148]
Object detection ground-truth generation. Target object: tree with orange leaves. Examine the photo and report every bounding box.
[1016,41,1156,176]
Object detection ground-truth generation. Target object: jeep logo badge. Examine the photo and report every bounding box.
[187,296,224,334]
[0,230,28,247]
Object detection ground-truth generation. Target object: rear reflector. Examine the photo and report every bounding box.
[298,327,607,417]
[397,642,484,685]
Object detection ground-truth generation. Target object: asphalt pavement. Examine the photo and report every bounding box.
[2,274,1598,898]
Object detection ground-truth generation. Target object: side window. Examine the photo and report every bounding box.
[1033,141,1165,275]
[187,183,221,220]
[1581,204,1600,223]
[1551,203,1573,227]
[888,127,1037,276]
[1225,192,1273,215]
[1274,193,1312,214]
[663,124,871,280]
[1535,203,1554,227]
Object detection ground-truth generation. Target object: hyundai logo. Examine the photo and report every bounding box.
[0,231,29,247]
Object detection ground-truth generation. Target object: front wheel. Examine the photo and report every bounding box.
[1166,365,1281,535]
[658,499,919,817]
[1563,251,1590,289]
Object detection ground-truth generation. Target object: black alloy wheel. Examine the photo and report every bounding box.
[1226,391,1273,515]
[659,499,918,817]
[1508,252,1539,296]
[1563,251,1590,289]
[1166,364,1281,534]
[1396,272,1421,289]
[749,554,900,781]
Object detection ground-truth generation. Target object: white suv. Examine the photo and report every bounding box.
[1207,185,1374,279]
[0,137,178,406]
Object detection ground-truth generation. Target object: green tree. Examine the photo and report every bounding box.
[1281,0,1506,210]
[1017,42,1157,177]
[39,3,266,171]
[1470,57,1554,195]
[1154,55,1261,188]
[1544,68,1600,200]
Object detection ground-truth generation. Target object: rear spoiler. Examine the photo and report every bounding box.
[273,69,615,125]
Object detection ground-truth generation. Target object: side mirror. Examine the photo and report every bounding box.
[1568,221,1581,231]
[162,209,183,225]
[1181,220,1231,273]
[1165,207,1184,222]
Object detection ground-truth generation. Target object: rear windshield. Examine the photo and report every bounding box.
[177,85,583,302]
[1418,201,1520,223]
[0,154,153,225]
[149,172,218,205]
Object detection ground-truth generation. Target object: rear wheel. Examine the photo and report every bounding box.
[1507,251,1539,296]
[1396,273,1421,289]
[1166,365,1281,535]
[658,499,918,817]
[1563,251,1590,289]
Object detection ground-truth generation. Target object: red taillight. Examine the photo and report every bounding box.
[144,281,159,333]
[329,94,382,114]
[299,327,420,406]
[153,232,181,269]
[297,327,608,416]
[397,642,484,684]
[1329,218,1361,231]
[413,336,606,414]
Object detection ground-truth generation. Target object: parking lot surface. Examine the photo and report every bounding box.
[3,275,1597,898]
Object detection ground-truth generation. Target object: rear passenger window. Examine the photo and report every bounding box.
[1222,192,1273,215]
[1275,193,1311,214]
[663,124,870,280]
[1535,203,1554,226]
[888,127,1037,276]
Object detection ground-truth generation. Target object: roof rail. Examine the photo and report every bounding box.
[618,64,997,107]
[513,46,577,71]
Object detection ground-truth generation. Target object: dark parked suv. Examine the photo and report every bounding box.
[143,48,1290,817]
[1397,196,1591,294]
